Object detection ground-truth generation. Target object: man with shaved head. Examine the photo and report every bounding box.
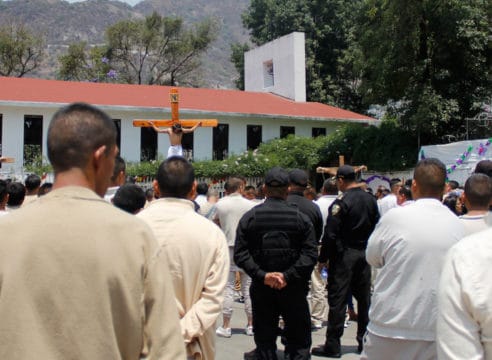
[362,158,464,360]
[0,103,185,359]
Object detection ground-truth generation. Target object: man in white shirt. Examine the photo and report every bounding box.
[459,173,492,236]
[377,178,401,216]
[194,182,209,208]
[214,177,256,338]
[363,158,464,360]
[437,227,492,360]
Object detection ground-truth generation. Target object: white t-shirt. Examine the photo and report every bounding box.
[214,193,256,247]
[459,213,490,236]
[377,193,398,217]
[437,227,492,359]
[366,198,464,341]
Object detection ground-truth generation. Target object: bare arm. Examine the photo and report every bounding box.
[148,121,171,134]
[0,157,14,163]
[182,122,201,134]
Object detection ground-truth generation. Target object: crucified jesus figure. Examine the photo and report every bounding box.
[148,121,201,158]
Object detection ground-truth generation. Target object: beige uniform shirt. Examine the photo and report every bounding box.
[138,198,229,360]
[0,186,185,360]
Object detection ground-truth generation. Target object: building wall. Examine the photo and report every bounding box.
[0,104,347,173]
[245,32,306,102]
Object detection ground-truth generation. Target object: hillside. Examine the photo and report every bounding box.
[0,0,251,88]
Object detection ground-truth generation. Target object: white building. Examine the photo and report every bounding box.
[0,32,376,173]
[0,76,374,173]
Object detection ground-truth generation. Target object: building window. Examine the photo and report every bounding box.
[263,60,274,88]
[247,125,262,150]
[280,126,295,139]
[113,119,121,151]
[140,127,157,161]
[182,132,194,161]
[312,127,326,137]
[24,115,43,166]
[213,124,229,160]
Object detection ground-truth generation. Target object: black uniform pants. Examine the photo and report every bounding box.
[250,280,312,360]
[324,248,371,350]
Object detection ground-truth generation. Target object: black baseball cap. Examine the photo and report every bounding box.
[265,167,289,187]
[289,169,309,187]
[336,165,356,180]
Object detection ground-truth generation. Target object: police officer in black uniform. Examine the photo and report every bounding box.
[234,167,318,360]
[287,168,324,241]
[312,165,380,358]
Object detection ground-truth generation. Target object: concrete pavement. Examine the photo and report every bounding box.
[215,301,361,359]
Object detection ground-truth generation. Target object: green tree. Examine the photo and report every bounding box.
[0,22,45,77]
[58,42,115,82]
[106,12,218,85]
[230,42,250,90]
[240,0,364,110]
[357,0,491,145]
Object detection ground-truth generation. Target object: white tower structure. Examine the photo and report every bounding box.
[244,32,306,102]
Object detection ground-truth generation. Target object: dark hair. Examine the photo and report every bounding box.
[474,160,492,178]
[111,155,126,182]
[442,194,460,216]
[398,185,413,200]
[224,177,243,193]
[172,123,183,134]
[464,173,492,209]
[156,156,194,199]
[322,178,338,195]
[413,158,446,198]
[113,184,146,214]
[48,103,117,173]
[390,178,402,189]
[24,174,41,191]
[0,179,8,200]
[7,182,26,206]
[38,182,53,197]
[145,188,154,200]
[196,182,209,195]
[447,180,459,190]
[264,185,288,199]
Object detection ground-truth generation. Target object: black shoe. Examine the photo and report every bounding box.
[311,345,341,358]
[244,348,258,360]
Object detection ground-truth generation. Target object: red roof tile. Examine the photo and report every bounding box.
[0,77,374,122]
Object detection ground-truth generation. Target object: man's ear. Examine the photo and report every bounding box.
[411,179,418,197]
[93,145,107,170]
[153,180,161,198]
[187,181,197,200]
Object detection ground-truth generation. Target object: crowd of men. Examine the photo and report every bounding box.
[1,102,491,360]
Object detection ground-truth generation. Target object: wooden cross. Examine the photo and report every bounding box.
[133,88,218,129]
[0,157,15,164]
[316,155,367,176]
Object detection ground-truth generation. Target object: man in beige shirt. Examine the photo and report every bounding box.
[138,156,229,360]
[23,173,41,206]
[0,103,185,360]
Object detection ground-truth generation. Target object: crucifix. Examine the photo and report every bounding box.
[133,88,218,129]
[316,155,367,176]
[133,88,218,158]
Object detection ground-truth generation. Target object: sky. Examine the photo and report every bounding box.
[66,0,143,5]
